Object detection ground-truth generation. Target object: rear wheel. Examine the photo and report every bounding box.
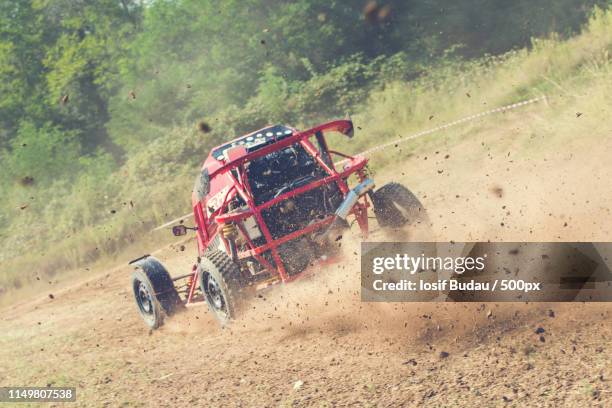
[199,250,244,325]
[371,182,427,228]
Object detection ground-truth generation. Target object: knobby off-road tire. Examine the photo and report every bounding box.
[131,258,182,329]
[199,250,244,325]
[371,182,428,228]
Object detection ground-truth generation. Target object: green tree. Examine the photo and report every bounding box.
[2,121,81,184]
[0,1,46,149]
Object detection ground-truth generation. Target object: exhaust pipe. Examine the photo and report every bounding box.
[335,178,375,219]
[315,178,375,244]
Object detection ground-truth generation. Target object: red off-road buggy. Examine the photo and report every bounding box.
[130,120,426,328]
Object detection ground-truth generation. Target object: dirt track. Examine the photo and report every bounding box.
[1,104,611,407]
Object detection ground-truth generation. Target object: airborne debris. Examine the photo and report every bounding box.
[378,4,391,21]
[490,185,504,198]
[19,176,35,186]
[364,2,378,23]
[197,121,212,133]
[363,1,391,24]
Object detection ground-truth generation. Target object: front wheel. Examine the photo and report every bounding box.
[131,256,183,329]
[199,250,245,325]
[371,182,428,228]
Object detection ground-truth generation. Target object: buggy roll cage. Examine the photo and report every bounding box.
[186,120,372,302]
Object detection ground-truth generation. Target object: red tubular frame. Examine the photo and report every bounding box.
[185,120,371,301]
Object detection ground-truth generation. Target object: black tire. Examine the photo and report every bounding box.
[371,182,427,228]
[131,257,182,329]
[199,250,244,325]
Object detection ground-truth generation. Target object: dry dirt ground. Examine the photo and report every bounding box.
[1,103,611,407]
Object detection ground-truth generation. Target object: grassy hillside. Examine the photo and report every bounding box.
[0,7,610,304]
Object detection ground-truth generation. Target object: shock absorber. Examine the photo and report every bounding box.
[223,201,239,261]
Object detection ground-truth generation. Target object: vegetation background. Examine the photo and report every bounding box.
[0,0,610,301]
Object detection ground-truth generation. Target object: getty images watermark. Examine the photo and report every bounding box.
[361,242,612,302]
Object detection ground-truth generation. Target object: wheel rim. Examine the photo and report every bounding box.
[204,273,228,317]
[135,280,154,316]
